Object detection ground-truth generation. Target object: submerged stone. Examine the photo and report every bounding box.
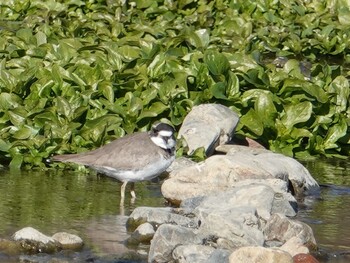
[52,232,83,250]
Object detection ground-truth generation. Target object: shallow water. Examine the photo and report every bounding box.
[301,159,350,262]
[0,168,165,262]
[0,158,349,262]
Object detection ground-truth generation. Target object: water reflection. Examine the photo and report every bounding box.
[0,168,165,261]
[301,158,350,262]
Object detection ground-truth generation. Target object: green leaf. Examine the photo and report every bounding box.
[329,76,349,113]
[99,81,114,103]
[194,29,210,49]
[35,31,47,46]
[118,45,140,62]
[280,79,329,103]
[8,109,27,126]
[281,101,312,129]
[210,82,227,99]
[9,154,23,170]
[0,93,22,110]
[190,147,206,162]
[337,0,350,25]
[290,127,312,139]
[323,115,347,149]
[135,0,155,9]
[254,91,277,128]
[240,109,264,137]
[13,126,37,140]
[33,111,59,127]
[0,139,11,152]
[138,102,168,121]
[16,28,34,44]
[226,71,240,98]
[204,50,230,75]
[56,96,72,117]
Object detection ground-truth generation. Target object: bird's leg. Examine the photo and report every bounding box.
[120,181,128,206]
[130,182,136,201]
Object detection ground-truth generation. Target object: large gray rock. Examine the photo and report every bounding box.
[263,213,317,249]
[13,227,55,244]
[148,224,202,263]
[198,205,264,247]
[126,207,199,230]
[51,232,83,250]
[127,222,155,245]
[178,104,239,156]
[229,246,293,263]
[204,249,231,263]
[233,179,297,217]
[162,147,319,204]
[166,157,196,173]
[172,244,216,263]
[162,154,278,204]
[12,227,61,254]
[188,184,284,220]
[279,236,309,257]
[181,184,296,248]
[225,145,319,194]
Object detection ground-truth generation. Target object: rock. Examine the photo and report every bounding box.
[293,253,320,263]
[162,154,281,204]
[172,244,216,263]
[215,144,268,155]
[280,237,309,257]
[13,227,55,244]
[126,207,199,231]
[127,222,155,245]
[198,205,264,247]
[229,246,293,263]
[162,147,319,204]
[166,157,196,173]
[234,178,297,216]
[51,232,83,250]
[190,184,292,221]
[182,185,287,247]
[175,184,298,249]
[0,238,22,255]
[251,152,319,194]
[263,214,317,250]
[148,224,202,263]
[204,249,231,263]
[12,227,60,254]
[218,145,319,194]
[226,149,319,193]
[180,120,220,155]
[178,104,239,156]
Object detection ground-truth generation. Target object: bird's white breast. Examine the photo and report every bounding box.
[95,154,175,183]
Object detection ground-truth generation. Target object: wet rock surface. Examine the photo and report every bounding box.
[161,146,319,204]
[229,246,294,263]
[0,227,83,260]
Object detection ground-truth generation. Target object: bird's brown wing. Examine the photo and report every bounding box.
[52,132,162,170]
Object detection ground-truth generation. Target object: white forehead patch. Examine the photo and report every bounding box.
[158,130,173,137]
[151,136,176,149]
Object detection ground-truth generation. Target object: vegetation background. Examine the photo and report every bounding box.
[0,0,350,169]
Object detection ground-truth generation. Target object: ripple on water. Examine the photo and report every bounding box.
[300,158,350,262]
[0,168,165,262]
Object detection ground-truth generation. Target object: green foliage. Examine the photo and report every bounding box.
[0,0,349,168]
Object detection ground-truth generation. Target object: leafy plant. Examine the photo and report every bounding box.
[0,0,349,168]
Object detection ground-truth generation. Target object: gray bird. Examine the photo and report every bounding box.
[51,122,176,203]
